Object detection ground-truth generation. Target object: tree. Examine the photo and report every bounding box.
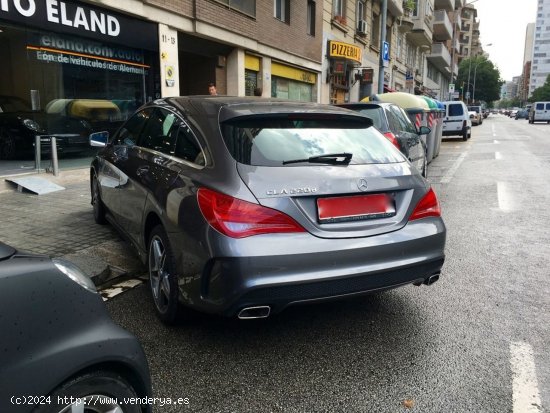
[457,56,503,105]
[529,74,550,102]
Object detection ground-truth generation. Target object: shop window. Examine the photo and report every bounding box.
[307,1,316,36]
[213,0,256,17]
[245,70,258,96]
[275,0,290,24]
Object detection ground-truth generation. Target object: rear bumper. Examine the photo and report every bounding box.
[190,218,446,317]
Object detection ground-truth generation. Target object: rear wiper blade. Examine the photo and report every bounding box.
[282,153,353,165]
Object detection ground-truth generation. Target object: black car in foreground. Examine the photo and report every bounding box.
[0,242,152,413]
[90,96,446,325]
[0,96,93,160]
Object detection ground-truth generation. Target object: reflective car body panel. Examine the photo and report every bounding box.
[0,244,152,413]
[91,97,446,318]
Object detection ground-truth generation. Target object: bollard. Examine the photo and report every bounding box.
[51,137,59,177]
[34,135,41,172]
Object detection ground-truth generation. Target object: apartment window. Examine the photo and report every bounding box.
[407,45,416,67]
[356,0,366,34]
[413,0,419,17]
[275,0,290,23]
[307,0,316,35]
[371,12,380,47]
[427,63,437,81]
[214,0,256,17]
[334,0,345,17]
[397,34,404,60]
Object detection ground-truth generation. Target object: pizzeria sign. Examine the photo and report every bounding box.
[328,41,362,65]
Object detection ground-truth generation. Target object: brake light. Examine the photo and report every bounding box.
[409,188,441,221]
[197,188,306,238]
[383,132,400,150]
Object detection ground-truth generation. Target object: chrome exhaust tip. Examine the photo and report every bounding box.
[238,306,271,319]
[423,272,440,286]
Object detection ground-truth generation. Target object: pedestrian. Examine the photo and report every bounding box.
[208,83,218,96]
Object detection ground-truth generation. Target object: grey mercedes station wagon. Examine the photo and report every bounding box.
[90,97,446,324]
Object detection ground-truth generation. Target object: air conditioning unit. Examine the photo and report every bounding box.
[357,19,367,34]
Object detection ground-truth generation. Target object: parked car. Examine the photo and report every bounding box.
[337,102,429,177]
[442,101,471,140]
[529,101,550,123]
[90,97,447,324]
[0,95,92,160]
[515,109,529,120]
[467,105,483,125]
[0,241,152,413]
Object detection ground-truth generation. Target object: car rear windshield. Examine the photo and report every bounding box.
[221,116,404,166]
[447,104,464,116]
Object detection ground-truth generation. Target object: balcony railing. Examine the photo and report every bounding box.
[427,42,452,71]
[434,0,454,12]
[387,0,404,17]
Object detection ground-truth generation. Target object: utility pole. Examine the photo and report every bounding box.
[378,0,388,93]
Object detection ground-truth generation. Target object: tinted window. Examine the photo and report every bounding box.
[354,108,385,130]
[536,103,544,110]
[138,108,179,155]
[175,122,205,166]
[384,107,402,134]
[546,103,550,110]
[113,109,150,146]
[390,105,417,134]
[448,104,463,116]
[221,116,404,166]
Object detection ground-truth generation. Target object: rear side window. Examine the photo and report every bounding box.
[546,103,550,110]
[221,116,404,166]
[448,104,463,116]
[354,108,385,130]
[389,105,417,134]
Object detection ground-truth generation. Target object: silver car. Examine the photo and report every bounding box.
[90,97,446,324]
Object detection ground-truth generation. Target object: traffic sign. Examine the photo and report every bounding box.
[449,83,455,93]
[382,41,390,68]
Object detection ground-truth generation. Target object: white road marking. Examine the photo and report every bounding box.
[441,152,467,183]
[494,140,500,144]
[497,182,515,211]
[492,124,496,137]
[495,152,502,160]
[510,341,542,413]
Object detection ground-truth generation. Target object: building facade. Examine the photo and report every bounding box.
[530,0,550,95]
[519,23,535,101]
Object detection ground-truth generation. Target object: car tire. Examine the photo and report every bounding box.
[34,370,141,413]
[91,172,107,225]
[0,128,16,160]
[462,128,468,141]
[148,224,181,324]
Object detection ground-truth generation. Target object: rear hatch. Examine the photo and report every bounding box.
[443,102,465,132]
[219,109,426,239]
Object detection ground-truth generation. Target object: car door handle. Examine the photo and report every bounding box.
[136,165,150,177]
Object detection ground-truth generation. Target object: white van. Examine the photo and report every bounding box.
[442,101,471,141]
[529,102,550,123]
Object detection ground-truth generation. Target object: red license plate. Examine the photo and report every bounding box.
[317,193,395,223]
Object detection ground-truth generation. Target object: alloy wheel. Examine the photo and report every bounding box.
[57,394,124,413]
[149,235,171,314]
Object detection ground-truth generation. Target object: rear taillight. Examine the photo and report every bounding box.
[383,132,400,150]
[409,188,441,221]
[197,188,306,238]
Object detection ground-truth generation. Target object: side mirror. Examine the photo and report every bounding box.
[90,131,109,147]
[418,126,431,135]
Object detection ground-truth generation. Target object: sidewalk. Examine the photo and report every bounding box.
[0,168,145,284]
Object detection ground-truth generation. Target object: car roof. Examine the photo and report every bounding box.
[147,96,373,126]
[337,102,395,109]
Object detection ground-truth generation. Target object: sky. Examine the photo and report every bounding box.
[472,0,538,81]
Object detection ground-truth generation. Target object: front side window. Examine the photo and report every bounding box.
[113,109,151,146]
[221,116,404,166]
[138,108,179,155]
[390,106,417,134]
